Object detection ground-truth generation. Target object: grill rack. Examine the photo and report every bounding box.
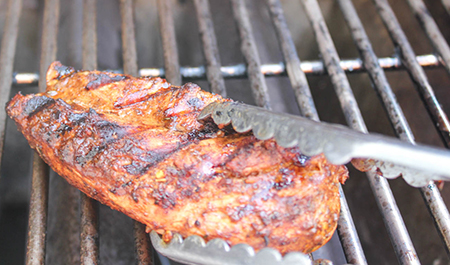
[0,0,449,264]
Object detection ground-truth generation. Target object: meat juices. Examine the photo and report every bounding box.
[6,62,348,254]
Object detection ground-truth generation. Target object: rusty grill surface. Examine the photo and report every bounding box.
[0,0,449,264]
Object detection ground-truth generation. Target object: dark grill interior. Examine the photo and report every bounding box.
[0,0,450,264]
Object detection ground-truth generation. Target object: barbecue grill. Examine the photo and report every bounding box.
[0,0,449,264]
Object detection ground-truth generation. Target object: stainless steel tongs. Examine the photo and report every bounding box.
[150,231,317,265]
[198,101,450,188]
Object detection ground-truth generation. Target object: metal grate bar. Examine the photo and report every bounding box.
[301,0,421,264]
[301,0,364,131]
[11,54,442,86]
[406,0,450,77]
[230,0,271,109]
[0,0,22,175]
[27,154,50,265]
[266,0,318,121]
[157,0,181,86]
[370,175,422,264]
[154,0,183,262]
[38,0,59,94]
[26,0,59,264]
[133,218,152,263]
[80,0,99,264]
[80,193,99,264]
[337,0,414,142]
[421,183,450,258]
[266,0,367,264]
[119,0,153,264]
[82,0,97,70]
[193,0,226,97]
[120,0,138,76]
[370,7,450,256]
[337,0,450,258]
[440,0,450,18]
[372,0,450,148]
[336,186,367,264]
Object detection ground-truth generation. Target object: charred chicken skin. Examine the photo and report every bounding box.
[6,62,348,254]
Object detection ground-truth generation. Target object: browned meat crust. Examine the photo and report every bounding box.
[6,62,348,254]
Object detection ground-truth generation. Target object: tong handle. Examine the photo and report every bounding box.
[349,135,450,178]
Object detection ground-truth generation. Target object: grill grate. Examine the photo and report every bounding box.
[9,53,442,85]
[119,0,153,264]
[407,0,450,77]
[267,0,365,263]
[80,0,99,263]
[79,192,99,265]
[0,0,449,264]
[26,0,59,263]
[373,0,450,148]
[157,0,182,87]
[193,0,226,96]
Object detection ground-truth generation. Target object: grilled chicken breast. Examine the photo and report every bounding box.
[6,62,348,254]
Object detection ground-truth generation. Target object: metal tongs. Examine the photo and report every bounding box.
[150,231,316,265]
[151,101,450,265]
[198,101,450,188]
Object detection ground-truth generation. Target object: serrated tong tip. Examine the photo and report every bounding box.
[150,231,314,265]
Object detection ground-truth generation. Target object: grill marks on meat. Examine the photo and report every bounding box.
[85,73,128,90]
[6,62,348,254]
[24,95,56,117]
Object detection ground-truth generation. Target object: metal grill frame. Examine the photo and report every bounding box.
[0,0,449,264]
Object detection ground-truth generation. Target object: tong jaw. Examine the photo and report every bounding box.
[199,101,450,187]
[199,101,353,165]
[150,231,315,265]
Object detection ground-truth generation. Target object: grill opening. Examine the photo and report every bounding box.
[0,0,449,264]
